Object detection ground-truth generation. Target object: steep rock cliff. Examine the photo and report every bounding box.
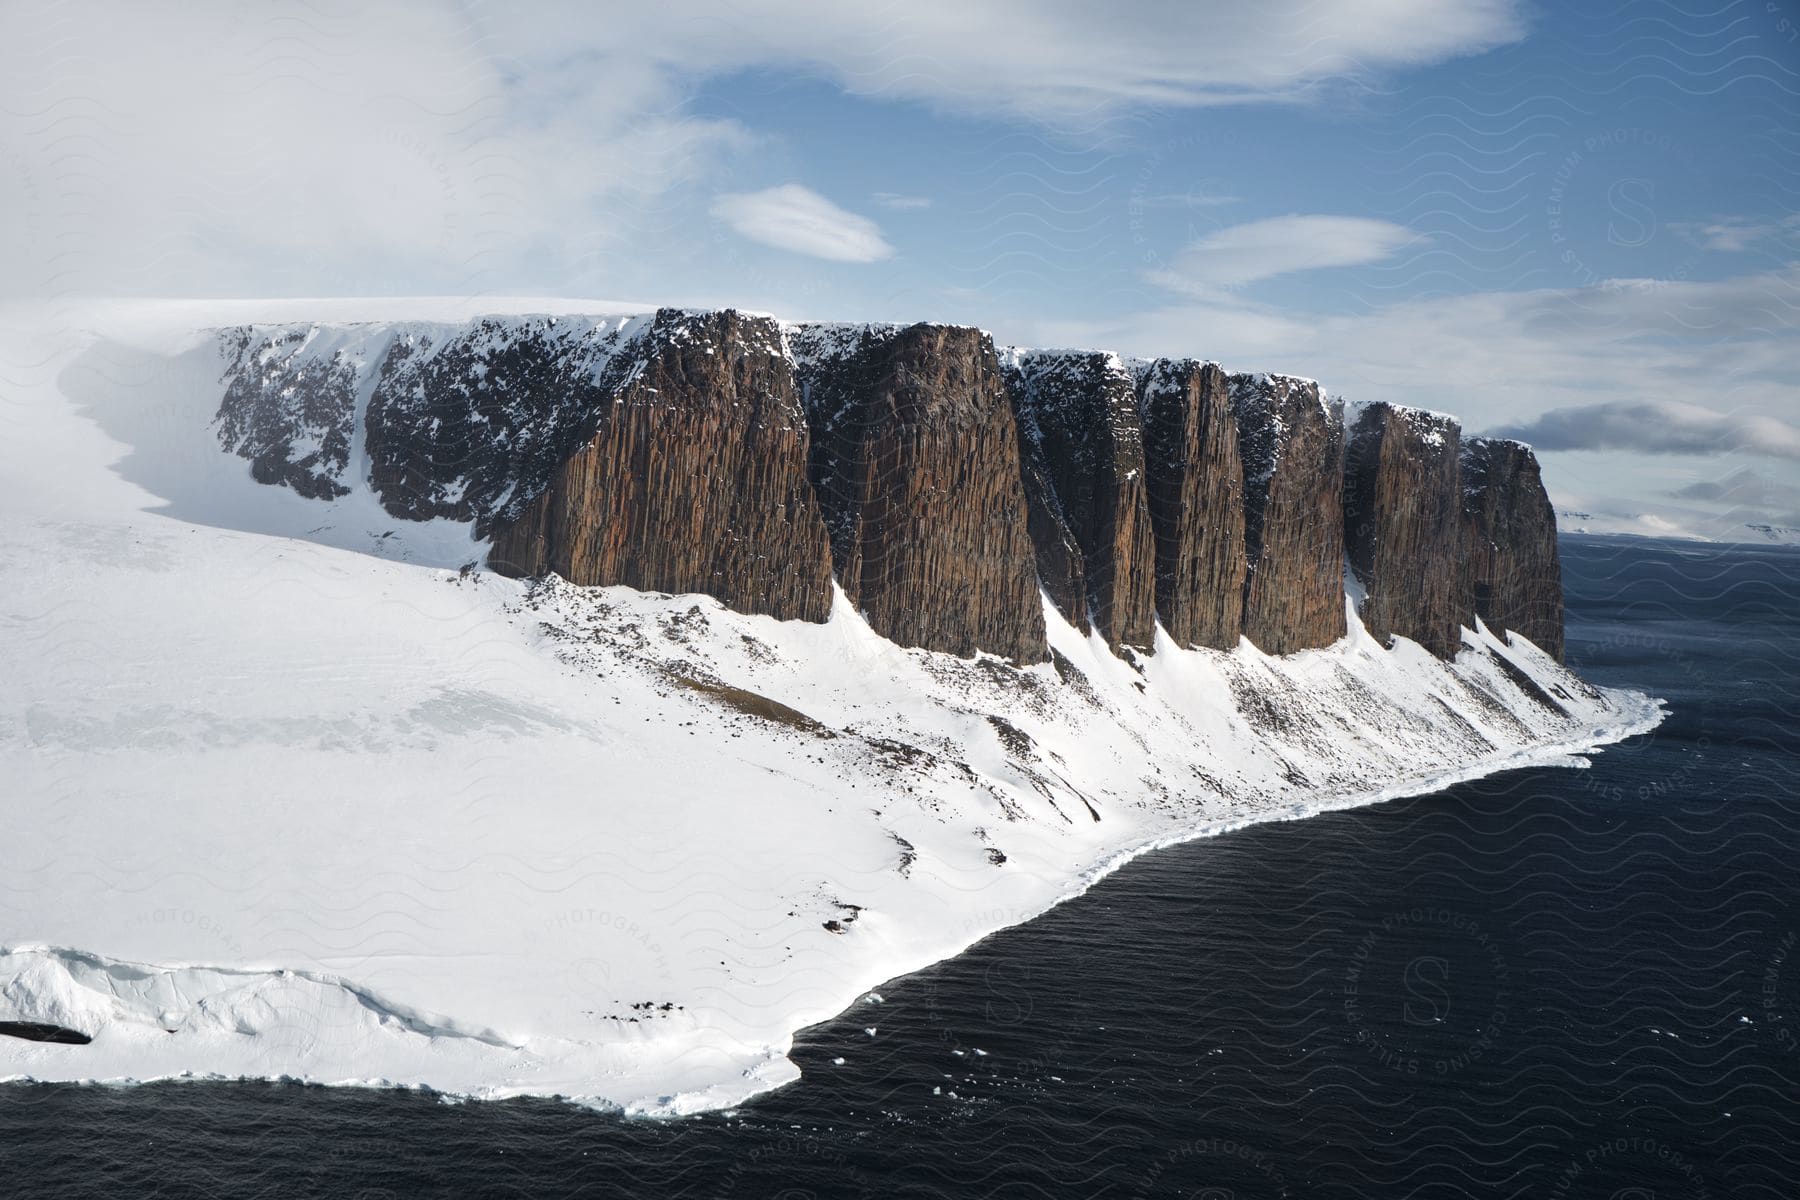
[363,315,636,529]
[792,323,1047,663]
[1460,437,1564,660]
[209,308,1567,666]
[214,326,364,499]
[1014,452,1089,639]
[487,310,835,623]
[1343,402,1467,659]
[1005,350,1157,651]
[1135,358,1248,651]
[1228,374,1346,654]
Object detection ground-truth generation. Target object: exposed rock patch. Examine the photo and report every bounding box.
[1460,436,1564,660]
[1343,402,1467,658]
[1006,350,1156,650]
[1229,374,1346,654]
[209,311,1568,665]
[214,326,362,499]
[487,310,834,623]
[364,315,636,528]
[1137,359,1248,650]
[792,323,1047,663]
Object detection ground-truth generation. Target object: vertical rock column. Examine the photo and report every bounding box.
[1342,402,1468,659]
[1459,436,1565,660]
[1136,358,1248,650]
[1007,350,1157,651]
[1228,374,1347,655]
[793,323,1048,663]
[486,309,836,623]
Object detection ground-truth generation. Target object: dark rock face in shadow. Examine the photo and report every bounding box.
[1007,351,1157,651]
[1136,359,1247,651]
[1460,437,1565,660]
[365,316,627,530]
[486,310,835,623]
[1228,374,1346,655]
[1344,402,1467,659]
[214,327,360,500]
[793,323,1047,664]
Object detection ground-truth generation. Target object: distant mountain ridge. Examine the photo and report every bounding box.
[215,307,1565,662]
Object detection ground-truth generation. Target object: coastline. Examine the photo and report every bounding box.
[0,303,1665,1117]
[0,539,1665,1115]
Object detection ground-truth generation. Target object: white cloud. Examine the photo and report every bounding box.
[1674,214,1800,253]
[1495,402,1800,461]
[0,1,1524,299]
[1145,215,1420,295]
[661,0,1526,122]
[1673,468,1800,512]
[0,1,746,299]
[873,193,934,210]
[1015,265,1800,518]
[710,185,894,262]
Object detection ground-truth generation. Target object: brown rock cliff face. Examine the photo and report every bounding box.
[1228,374,1347,654]
[793,323,1047,663]
[216,308,1568,665]
[486,310,835,623]
[1343,403,1468,659]
[1136,359,1248,650]
[1006,351,1157,651]
[1459,437,1564,660]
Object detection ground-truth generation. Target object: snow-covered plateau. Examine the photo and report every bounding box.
[0,300,1663,1115]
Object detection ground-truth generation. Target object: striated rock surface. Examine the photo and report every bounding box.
[1228,374,1346,654]
[214,326,365,499]
[210,307,1567,665]
[1135,358,1248,651]
[1005,350,1157,651]
[1014,451,1088,638]
[487,310,834,623]
[1459,437,1564,660]
[792,323,1047,663]
[1343,402,1467,659]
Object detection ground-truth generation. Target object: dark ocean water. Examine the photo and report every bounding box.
[3,534,1796,1199]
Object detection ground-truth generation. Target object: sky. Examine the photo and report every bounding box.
[4,0,1798,540]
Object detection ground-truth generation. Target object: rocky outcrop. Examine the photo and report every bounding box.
[1135,359,1248,651]
[1228,374,1346,655]
[214,326,363,499]
[486,310,835,623]
[1005,351,1156,651]
[1014,452,1088,639]
[1343,403,1467,659]
[793,323,1047,663]
[211,308,1567,666]
[1459,437,1564,660]
[364,316,633,529]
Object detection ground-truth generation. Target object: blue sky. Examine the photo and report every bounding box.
[4,0,1798,538]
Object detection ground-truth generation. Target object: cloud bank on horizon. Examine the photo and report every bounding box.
[2,0,1795,541]
[1496,402,1800,463]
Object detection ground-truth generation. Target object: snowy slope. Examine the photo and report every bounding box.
[0,300,1663,1115]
